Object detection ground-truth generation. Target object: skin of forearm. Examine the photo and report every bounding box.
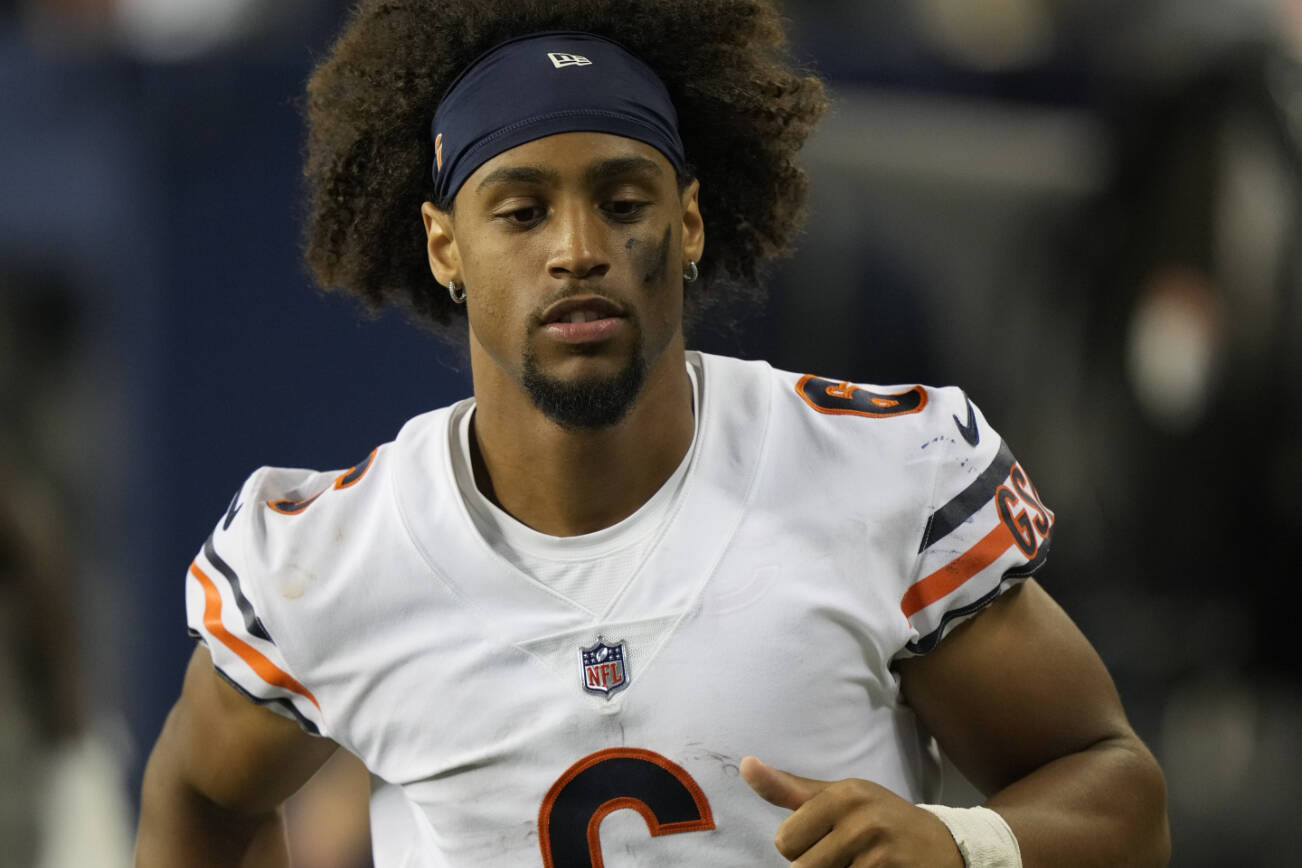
[985,735,1170,868]
[135,751,288,868]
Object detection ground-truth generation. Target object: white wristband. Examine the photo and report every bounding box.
[916,804,1022,868]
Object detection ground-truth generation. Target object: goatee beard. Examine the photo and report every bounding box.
[521,343,647,431]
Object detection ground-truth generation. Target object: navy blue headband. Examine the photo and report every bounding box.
[431,31,688,205]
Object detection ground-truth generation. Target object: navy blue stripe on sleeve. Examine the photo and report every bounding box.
[918,440,1017,553]
[203,535,272,642]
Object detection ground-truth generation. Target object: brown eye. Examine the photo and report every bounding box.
[495,204,545,228]
[604,200,647,220]
[505,206,543,224]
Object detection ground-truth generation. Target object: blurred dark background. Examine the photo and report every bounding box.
[1,1,1299,866]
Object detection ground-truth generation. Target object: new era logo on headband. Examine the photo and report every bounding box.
[548,52,592,69]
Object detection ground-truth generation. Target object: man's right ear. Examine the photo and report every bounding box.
[421,201,460,285]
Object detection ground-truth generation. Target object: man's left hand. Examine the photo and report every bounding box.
[740,756,963,867]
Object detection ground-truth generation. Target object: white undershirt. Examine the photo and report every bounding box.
[449,356,702,616]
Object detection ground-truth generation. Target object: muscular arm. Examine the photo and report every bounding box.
[898,579,1170,867]
[135,645,339,868]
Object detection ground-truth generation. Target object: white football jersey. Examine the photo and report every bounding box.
[185,351,1053,867]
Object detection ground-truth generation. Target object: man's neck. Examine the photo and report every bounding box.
[468,345,695,537]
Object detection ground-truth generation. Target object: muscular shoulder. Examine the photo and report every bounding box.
[711,355,1054,654]
[186,408,453,738]
[735,358,989,489]
[214,407,452,574]
[235,450,384,555]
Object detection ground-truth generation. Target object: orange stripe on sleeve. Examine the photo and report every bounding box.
[900,522,1015,619]
[189,562,321,711]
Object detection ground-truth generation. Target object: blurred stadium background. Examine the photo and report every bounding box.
[1,1,1299,865]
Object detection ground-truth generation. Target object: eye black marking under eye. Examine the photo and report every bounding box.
[640,225,671,287]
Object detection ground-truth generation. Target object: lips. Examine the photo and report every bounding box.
[538,295,628,345]
[540,295,626,325]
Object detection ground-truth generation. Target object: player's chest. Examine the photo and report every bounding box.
[344,517,909,776]
[326,515,922,866]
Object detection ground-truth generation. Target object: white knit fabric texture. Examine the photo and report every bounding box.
[916,804,1022,868]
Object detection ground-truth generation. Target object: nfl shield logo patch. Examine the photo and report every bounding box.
[580,637,629,698]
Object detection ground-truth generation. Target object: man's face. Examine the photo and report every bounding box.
[426,132,702,429]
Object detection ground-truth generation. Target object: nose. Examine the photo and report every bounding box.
[546,201,610,281]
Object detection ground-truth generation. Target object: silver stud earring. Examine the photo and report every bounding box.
[447,280,466,304]
[683,261,699,283]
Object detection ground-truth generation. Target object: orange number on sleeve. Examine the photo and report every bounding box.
[267,449,377,515]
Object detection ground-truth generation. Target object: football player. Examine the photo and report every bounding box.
[135,2,1169,866]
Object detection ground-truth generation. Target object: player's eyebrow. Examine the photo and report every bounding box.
[582,156,663,186]
[475,165,560,192]
[475,156,663,194]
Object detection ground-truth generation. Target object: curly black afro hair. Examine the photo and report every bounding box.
[303,0,827,342]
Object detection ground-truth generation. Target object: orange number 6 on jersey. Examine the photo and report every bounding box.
[538,747,714,867]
